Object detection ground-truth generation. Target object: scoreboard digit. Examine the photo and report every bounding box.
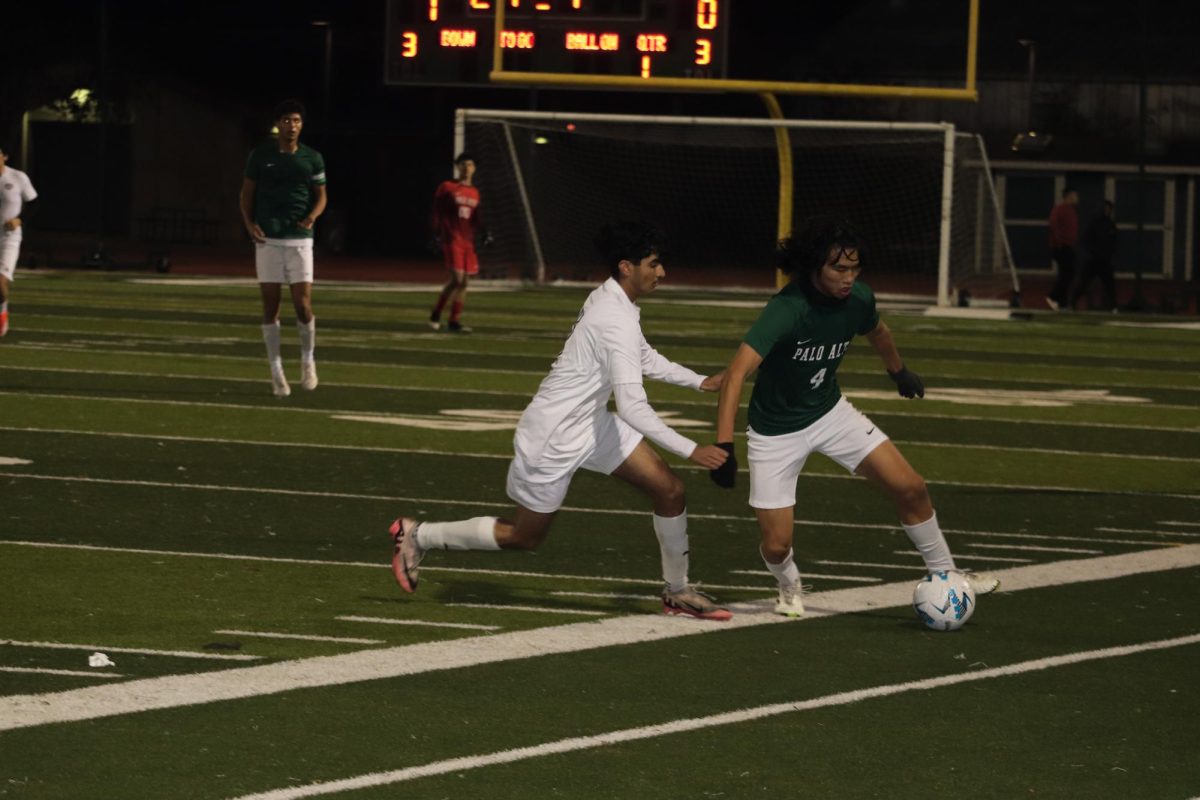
[385,0,729,86]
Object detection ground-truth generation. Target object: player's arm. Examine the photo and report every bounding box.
[612,382,727,469]
[639,340,712,390]
[707,343,762,488]
[866,320,924,399]
[299,183,327,230]
[238,177,265,243]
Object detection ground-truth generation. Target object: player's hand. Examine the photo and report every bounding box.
[699,369,726,393]
[246,223,266,244]
[888,365,925,399]
[3,217,20,232]
[298,216,316,230]
[708,442,737,488]
[689,443,729,470]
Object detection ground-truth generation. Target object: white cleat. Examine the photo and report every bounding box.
[775,583,805,617]
[271,370,291,398]
[960,570,1000,596]
[301,361,318,391]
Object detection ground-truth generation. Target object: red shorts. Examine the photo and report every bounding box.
[443,240,479,275]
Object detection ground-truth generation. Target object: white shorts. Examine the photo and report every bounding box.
[505,412,642,513]
[255,240,313,284]
[0,235,20,281]
[748,396,889,510]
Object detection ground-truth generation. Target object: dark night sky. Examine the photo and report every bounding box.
[3,0,1195,255]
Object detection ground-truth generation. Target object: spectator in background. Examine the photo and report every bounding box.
[1045,188,1079,311]
[0,143,39,338]
[1070,200,1118,312]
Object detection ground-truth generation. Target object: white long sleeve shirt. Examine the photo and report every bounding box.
[513,278,704,482]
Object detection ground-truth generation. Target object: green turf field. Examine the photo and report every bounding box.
[1,270,1198,799]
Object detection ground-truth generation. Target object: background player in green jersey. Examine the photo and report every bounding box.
[711,216,996,617]
[239,99,327,397]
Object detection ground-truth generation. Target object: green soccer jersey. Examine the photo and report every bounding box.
[244,141,326,239]
[743,280,880,435]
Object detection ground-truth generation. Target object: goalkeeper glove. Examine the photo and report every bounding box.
[888,365,925,399]
[709,442,737,489]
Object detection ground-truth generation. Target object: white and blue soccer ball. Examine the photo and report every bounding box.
[913,570,976,631]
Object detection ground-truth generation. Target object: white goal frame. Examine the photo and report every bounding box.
[455,109,1017,306]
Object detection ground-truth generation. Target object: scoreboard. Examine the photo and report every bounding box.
[385,0,729,86]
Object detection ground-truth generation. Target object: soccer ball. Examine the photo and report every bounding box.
[913,571,976,631]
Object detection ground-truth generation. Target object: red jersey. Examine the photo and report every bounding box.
[432,180,481,245]
[1048,202,1078,249]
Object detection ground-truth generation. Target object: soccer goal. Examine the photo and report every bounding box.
[456,109,1017,306]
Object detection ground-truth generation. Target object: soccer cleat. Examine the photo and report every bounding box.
[775,582,805,617]
[958,569,1000,596]
[389,517,425,593]
[270,369,291,398]
[661,585,732,621]
[0,308,8,337]
[300,361,318,391]
[447,320,472,333]
[1044,296,1060,312]
[428,312,441,331]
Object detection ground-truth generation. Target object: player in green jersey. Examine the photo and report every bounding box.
[239,99,327,397]
[712,216,997,616]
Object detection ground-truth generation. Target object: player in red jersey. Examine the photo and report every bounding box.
[428,153,490,333]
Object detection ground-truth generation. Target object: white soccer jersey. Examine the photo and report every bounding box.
[0,166,37,242]
[513,278,704,482]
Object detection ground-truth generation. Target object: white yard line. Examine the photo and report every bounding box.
[334,616,501,632]
[0,667,124,679]
[212,631,385,645]
[1098,526,1200,538]
[891,551,1033,564]
[1158,521,1200,529]
[2,471,1197,518]
[959,542,1103,555]
[728,569,882,583]
[226,631,1200,800]
[0,640,259,662]
[0,540,772,592]
[446,603,608,617]
[0,545,1197,733]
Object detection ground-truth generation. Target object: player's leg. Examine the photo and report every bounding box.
[430,245,465,329]
[0,273,12,338]
[747,426,810,616]
[387,458,563,593]
[605,433,730,620]
[447,246,477,333]
[256,243,290,395]
[288,275,317,390]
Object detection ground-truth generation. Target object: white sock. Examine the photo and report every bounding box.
[654,511,689,593]
[261,322,282,367]
[903,512,957,573]
[761,546,802,589]
[297,318,316,363]
[415,516,499,551]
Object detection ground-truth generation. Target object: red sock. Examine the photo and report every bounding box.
[449,300,464,322]
[431,290,452,318]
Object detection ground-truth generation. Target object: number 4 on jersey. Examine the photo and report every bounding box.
[810,368,827,389]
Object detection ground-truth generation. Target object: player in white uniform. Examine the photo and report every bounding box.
[389,222,734,620]
[0,144,40,337]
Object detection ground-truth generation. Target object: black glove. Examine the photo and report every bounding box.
[709,442,737,489]
[482,230,495,249]
[426,235,443,256]
[888,365,925,399]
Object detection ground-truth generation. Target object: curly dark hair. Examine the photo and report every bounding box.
[778,215,866,278]
[272,99,307,122]
[595,221,668,279]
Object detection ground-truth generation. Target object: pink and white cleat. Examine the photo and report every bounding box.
[388,517,425,593]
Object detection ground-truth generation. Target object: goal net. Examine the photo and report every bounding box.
[456,109,1017,306]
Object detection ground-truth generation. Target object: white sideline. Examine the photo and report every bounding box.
[0,545,1198,733]
[227,632,1200,800]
